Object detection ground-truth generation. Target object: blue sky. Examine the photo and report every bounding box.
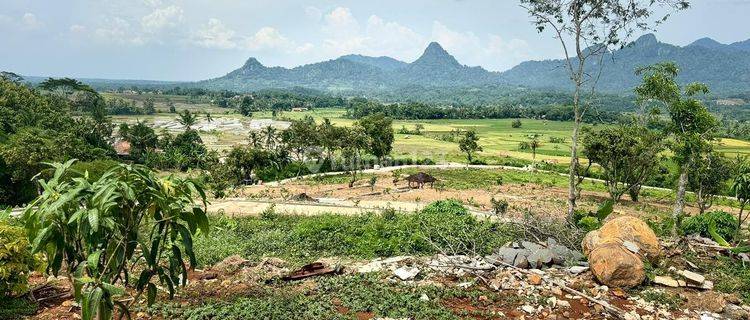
[1,0,748,81]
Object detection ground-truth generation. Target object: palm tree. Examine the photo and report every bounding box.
[177,110,198,130]
[248,131,262,149]
[262,125,278,149]
[528,134,542,160]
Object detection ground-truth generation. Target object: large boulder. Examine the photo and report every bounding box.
[583,216,661,261]
[589,243,646,288]
[581,230,602,257]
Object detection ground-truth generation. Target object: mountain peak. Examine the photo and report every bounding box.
[424,42,448,55]
[413,42,460,67]
[689,37,726,49]
[634,33,658,45]
[242,57,265,70]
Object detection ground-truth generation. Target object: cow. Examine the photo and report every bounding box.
[395,172,438,189]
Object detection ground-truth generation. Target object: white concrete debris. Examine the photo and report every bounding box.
[393,266,420,281]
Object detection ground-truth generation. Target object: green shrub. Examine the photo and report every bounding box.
[420,199,468,216]
[194,200,517,267]
[490,198,508,215]
[572,200,613,231]
[681,211,738,241]
[0,221,35,296]
[0,296,37,319]
[577,216,602,232]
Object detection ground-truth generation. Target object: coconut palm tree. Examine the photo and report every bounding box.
[177,110,198,129]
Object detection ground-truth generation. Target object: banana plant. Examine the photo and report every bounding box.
[22,160,208,320]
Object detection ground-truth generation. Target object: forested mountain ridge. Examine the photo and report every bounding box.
[499,34,750,93]
[199,42,500,92]
[158,35,750,94]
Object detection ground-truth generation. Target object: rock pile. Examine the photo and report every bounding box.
[582,216,661,288]
[485,238,585,269]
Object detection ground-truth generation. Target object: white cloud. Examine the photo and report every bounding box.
[244,27,293,51]
[69,24,87,33]
[295,43,315,54]
[304,6,323,21]
[322,7,360,38]
[191,18,237,49]
[141,5,183,33]
[430,21,533,70]
[21,13,44,29]
[94,17,145,46]
[363,15,424,58]
[142,0,163,7]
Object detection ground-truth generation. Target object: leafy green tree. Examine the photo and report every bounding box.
[261,126,278,150]
[177,110,198,130]
[317,118,342,161]
[688,151,733,214]
[142,98,156,115]
[520,0,689,220]
[511,119,522,128]
[239,96,254,117]
[120,121,158,160]
[635,62,716,234]
[248,131,263,149]
[22,160,208,320]
[458,129,482,163]
[167,100,176,113]
[0,71,23,83]
[341,126,369,188]
[414,123,425,135]
[527,133,543,160]
[39,77,94,95]
[582,126,664,201]
[169,130,209,171]
[356,113,394,163]
[732,160,750,239]
[282,116,320,168]
[225,146,273,184]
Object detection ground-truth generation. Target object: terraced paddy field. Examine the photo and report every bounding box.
[111,106,750,164]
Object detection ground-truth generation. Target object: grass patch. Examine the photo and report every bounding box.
[194,200,519,267]
[639,289,683,310]
[0,297,37,319]
[701,256,750,303]
[146,273,520,320]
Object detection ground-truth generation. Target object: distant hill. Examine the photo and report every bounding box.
[199,42,501,92]
[499,34,750,93]
[162,34,750,95]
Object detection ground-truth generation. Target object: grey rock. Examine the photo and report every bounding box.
[522,241,543,251]
[547,237,558,246]
[513,254,529,269]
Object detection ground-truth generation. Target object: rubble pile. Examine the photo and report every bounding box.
[485,238,585,269]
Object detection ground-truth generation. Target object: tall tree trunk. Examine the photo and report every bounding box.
[672,163,689,236]
[697,188,706,214]
[567,92,581,221]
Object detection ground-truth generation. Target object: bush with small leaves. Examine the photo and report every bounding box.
[22,160,208,320]
[0,220,36,297]
[490,197,508,215]
[681,211,738,242]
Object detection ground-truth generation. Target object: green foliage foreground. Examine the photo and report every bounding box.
[21,160,208,320]
[195,199,517,267]
[146,273,521,320]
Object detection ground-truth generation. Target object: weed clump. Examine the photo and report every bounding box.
[195,199,518,267]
